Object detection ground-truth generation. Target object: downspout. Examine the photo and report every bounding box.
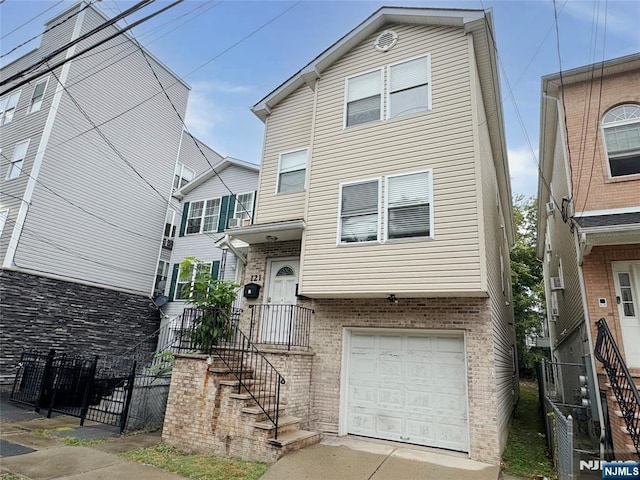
[546,90,605,457]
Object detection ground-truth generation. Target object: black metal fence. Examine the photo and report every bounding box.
[11,350,136,432]
[248,304,312,350]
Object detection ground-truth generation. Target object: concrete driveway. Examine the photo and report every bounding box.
[261,436,501,480]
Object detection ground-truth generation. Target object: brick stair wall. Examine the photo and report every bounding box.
[162,354,320,463]
[599,372,640,461]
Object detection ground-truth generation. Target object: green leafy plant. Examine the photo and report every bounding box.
[179,257,239,354]
[147,351,175,377]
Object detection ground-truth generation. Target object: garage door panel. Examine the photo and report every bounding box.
[347,331,468,452]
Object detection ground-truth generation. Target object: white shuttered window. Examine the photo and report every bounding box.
[345,70,382,127]
[386,171,432,239]
[340,180,379,243]
[388,56,430,118]
[278,149,307,193]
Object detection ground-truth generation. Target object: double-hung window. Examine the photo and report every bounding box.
[602,104,640,177]
[186,198,221,234]
[0,91,21,126]
[388,55,431,119]
[345,70,382,127]
[6,140,29,180]
[339,179,379,243]
[278,149,307,193]
[174,161,195,190]
[175,261,211,300]
[29,78,49,113]
[234,192,255,222]
[385,170,432,239]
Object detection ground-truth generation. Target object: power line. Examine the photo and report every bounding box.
[0,0,65,41]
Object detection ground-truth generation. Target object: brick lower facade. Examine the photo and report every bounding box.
[0,269,160,386]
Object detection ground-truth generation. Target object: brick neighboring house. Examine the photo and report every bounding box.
[0,2,190,385]
[537,53,640,460]
[219,7,517,465]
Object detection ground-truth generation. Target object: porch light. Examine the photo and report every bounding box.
[265,235,278,242]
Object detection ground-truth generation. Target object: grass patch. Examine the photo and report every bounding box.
[502,381,556,479]
[0,474,30,480]
[120,444,268,480]
[33,426,105,446]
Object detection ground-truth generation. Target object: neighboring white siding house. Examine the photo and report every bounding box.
[0,2,190,384]
[160,157,259,322]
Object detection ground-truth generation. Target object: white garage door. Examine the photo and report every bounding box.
[346,331,468,452]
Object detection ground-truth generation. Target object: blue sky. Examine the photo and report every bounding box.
[2,0,639,199]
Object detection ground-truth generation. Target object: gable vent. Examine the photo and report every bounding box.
[374,30,398,52]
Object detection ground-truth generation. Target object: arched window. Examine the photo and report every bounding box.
[276,266,294,276]
[602,104,640,177]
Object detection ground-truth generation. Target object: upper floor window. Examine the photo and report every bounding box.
[0,210,8,238]
[278,149,307,193]
[29,78,49,113]
[385,170,432,239]
[388,56,431,119]
[0,91,21,126]
[234,192,255,222]
[174,161,195,190]
[186,198,221,234]
[602,104,640,177]
[345,70,382,127]
[6,140,29,180]
[339,179,379,243]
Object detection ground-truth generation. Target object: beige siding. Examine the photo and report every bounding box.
[300,24,481,297]
[254,86,313,223]
[474,55,516,451]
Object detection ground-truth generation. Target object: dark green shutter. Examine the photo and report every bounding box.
[178,202,189,237]
[251,190,257,221]
[211,260,220,280]
[168,263,179,301]
[217,196,230,232]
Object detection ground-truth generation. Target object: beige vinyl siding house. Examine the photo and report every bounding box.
[227,7,516,465]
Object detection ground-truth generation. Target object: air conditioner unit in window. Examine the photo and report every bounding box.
[227,218,241,228]
[550,276,564,290]
[242,218,252,227]
[546,202,555,215]
[550,307,559,317]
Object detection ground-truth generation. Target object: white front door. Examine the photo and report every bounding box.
[261,259,299,343]
[613,262,640,368]
[345,330,469,452]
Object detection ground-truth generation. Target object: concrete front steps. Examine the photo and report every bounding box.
[218,378,321,459]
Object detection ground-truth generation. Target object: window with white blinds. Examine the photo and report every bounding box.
[602,104,640,177]
[278,149,308,193]
[388,56,430,118]
[385,170,432,239]
[186,198,221,234]
[345,70,382,127]
[339,179,379,243]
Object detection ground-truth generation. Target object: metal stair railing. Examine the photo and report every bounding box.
[594,317,640,457]
[210,319,286,440]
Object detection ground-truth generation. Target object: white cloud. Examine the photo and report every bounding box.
[184,81,223,148]
[508,145,540,199]
[562,0,640,39]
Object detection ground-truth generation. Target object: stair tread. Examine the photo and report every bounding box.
[253,415,300,430]
[242,406,285,415]
[267,430,320,447]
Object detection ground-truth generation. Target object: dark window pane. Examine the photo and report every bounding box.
[609,153,640,177]
[347,95,380,127]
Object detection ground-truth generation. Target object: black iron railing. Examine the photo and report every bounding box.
[594,318,640,457]
[249,304,313,350]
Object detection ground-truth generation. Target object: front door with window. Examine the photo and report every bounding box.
[261,259,299,343]
[612,262,640,368]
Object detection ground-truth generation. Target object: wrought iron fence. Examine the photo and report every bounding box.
[248,304,312,350]
[10,350,136,432]
[595,318,640,457]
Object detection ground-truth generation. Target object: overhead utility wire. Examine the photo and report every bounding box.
[0,0,186,96]
[1,1,97,59]
[1,0,221,129]
[0,0,64,40]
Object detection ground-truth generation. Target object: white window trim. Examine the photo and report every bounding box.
[385,53,432,121]
[601,104,640,179]
[174,161,195,190]
[6,139,30,180]
[336,177,382,245]
[0,90,22,127]
[185,197,222,235]
[383,168,434,242]
[276,147,308,194]
[0,209,8,238]
[175,261,212,301]
[233,191,255,221]
[29,77,50,114]
[343,67,384,130]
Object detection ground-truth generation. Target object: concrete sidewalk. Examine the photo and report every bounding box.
[261,436,501,480]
